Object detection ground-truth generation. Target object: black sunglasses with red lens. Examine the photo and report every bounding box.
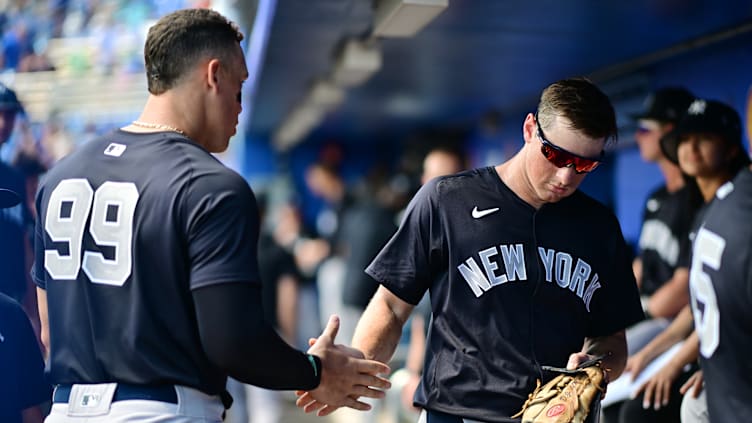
[535,112,603,174]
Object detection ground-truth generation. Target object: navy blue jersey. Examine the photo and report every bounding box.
[678,202,710,270]
[366,167,644,422]
[689,168,752,423]
[32,130,261,397]
[0,292,51,423]
[637,184,699,295]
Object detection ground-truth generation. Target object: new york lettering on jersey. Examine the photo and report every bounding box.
[457,244,601,311]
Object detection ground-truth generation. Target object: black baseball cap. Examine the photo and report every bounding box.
[660,99,749,166]
[633,87,695,123]
[0,83,23,113]
[0,188,21,208]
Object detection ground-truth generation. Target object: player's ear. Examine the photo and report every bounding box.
[523,113,536,145]
[206,59,221,89]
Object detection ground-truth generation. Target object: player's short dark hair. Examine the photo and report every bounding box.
[144,8,244,94]
[537,77,618,145]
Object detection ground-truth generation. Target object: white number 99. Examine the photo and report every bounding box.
[44,179,139,286]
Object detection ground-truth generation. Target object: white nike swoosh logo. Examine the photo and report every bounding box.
[472,206,500,218]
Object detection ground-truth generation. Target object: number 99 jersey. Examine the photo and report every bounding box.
[689,167,752,422]
[32,130,261,397]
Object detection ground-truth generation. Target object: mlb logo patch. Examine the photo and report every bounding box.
[81,393,101,407]
[104,143,126,157]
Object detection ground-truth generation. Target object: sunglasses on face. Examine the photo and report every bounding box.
[635,120,662,135]
[535,112,603,174]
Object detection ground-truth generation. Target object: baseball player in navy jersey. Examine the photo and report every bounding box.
[601,87,700,423]
[631,88,700,325]
[611,99,750,423]
[689,164,752,422]
[32,9,389,423]
[296,78,645,422]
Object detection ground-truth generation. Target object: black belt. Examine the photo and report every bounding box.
[53,383,178,404]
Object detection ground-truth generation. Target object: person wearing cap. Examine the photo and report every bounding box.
[683,108,752,423]
[602,87,699,423]
[629,87,702,348]
[0,83,36,307]
[0,187,52,423]
[608,98,749,423]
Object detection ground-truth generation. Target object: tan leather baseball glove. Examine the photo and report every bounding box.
[511,358,607,423]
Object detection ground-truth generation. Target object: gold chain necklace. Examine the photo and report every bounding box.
[131,120,186,135]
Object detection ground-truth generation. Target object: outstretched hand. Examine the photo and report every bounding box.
[633,361,681,410]
[297,315,391,416]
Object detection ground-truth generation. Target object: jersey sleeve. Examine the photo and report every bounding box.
[586,215,645,337]
[185,170,262,290]
[365,179,444,305]
[31,183,49,289]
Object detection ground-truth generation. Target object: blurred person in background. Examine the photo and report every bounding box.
[386,145,465,423]
[0,83,38,327]
[628,88,701,345]
[225,195,310,423]
[303,160,355,340]
[608,98,750,423]
[0,186,51,423]
[602,87,700,421]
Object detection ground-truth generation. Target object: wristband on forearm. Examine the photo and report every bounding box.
[307,354,322,387]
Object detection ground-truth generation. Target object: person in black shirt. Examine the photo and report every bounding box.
[0,187,50,423]
[613,99,750,423]
[297,77,644,422]
[630,88,699,334]
[0,83,34,305]
[33,8,389,423]
[689,164,752,423]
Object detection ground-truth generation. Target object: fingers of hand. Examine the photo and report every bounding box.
[692,380,703,397]
[320,315,340,343]
[679,379,690,395]
[350,384,387,399]
[359,373,391,391]
[636,380,651,404]
[295,392,314,408]
[316,404,340,417]
[659,380,671,408]
[356,359,390,376]
[566,352,587,370]
[339,396,372,412]
[642,379,669,410]
[303,400,326,414]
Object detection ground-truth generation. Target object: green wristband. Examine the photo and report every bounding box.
[307,354,320,378]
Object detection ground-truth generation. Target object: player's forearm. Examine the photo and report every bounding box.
[632,257,643,289]
[351,286,413,363]
[652,305,694,347]
[583,330,627,380]
[665,331,699,371]
[193,282,320,390]
[634,306,694,362]
[646,268,689,318]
